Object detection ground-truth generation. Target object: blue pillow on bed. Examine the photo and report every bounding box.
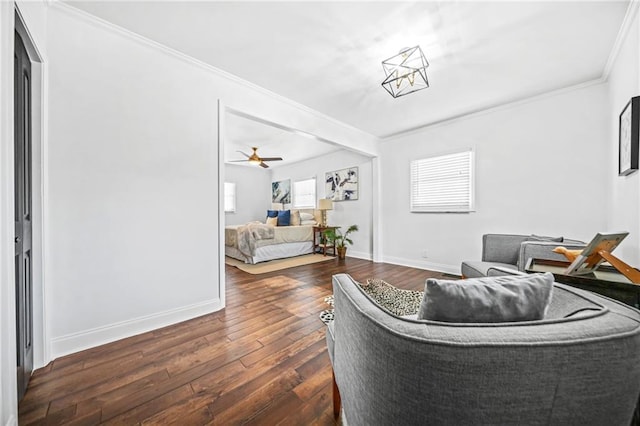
[277,210,291,226]
[266,210,278,219]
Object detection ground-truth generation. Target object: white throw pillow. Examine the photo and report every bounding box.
[300,212,314,221]
[266,217,278,226]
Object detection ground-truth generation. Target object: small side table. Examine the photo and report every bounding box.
[313,226,338,256]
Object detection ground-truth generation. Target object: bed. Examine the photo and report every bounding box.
[225,223,316,264]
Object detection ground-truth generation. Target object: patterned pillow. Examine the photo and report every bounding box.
[358,279,423,317]
[290,210,301,226]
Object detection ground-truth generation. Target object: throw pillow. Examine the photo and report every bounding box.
[300,212,314,221]
[290,210,301,226]
[266,217,278,226]
[277,210,291,226]
[417,272,554,323]
[300,220,317,226]
[266,210,278,219]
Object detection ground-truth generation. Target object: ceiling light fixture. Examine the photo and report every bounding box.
[381,46,429,98]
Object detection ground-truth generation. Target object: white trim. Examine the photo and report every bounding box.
[371,157,382,263]
[345,250,372,261]
[52,2,377,146]
[382,256,460,276]
[381,78,605,141]
[602,0,640,80]
[50,298,222,359]
[4,415,17,426]
[218,100,226,309]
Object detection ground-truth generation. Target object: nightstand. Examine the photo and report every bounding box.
[313,226,338,256]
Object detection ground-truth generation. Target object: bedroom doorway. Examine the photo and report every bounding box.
[219,105,380,290]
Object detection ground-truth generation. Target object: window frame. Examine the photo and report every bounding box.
[410,148,475,213]
[292,177,317,209]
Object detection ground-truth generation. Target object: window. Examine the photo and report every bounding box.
[224,182,236,213]
[410,149,474,212]
[292,178,316,209]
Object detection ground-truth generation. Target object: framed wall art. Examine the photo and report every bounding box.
[619,96,639,176]
[325,167,359,201]
[271,179,291,204]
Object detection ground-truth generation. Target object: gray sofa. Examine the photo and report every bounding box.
[461,233,586,278]
[326,273,640,425]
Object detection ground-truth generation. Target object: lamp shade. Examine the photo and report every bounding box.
[318,199,333,210]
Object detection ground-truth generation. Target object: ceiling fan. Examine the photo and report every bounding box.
[230,146,283,168]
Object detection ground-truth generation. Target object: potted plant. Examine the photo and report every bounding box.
[324,225,358,260]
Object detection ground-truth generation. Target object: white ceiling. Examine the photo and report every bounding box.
[67,0,629,140]
[224,112,342,168]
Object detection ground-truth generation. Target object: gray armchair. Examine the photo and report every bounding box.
[326,273,640,425]
[461,233,586,278]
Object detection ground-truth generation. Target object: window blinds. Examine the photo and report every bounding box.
[224,182,236,213]
[293,178,316,209]
[410,149,474,212]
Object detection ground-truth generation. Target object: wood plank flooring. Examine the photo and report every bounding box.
[18,257,452,425]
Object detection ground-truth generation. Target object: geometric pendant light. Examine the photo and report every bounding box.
[381,46,429,98]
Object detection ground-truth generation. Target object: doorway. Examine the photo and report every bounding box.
[14,28,33,401]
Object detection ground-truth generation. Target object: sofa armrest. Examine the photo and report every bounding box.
[518,241,586,272]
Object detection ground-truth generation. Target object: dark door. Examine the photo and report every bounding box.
[14,29,33,401]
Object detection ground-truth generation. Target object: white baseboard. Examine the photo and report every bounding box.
[50,298,222,359]
[383,256,460,276]
[346,250,372,261]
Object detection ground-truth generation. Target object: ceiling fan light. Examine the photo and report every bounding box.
[381,46,429,98]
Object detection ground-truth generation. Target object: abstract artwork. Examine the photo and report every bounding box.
[619,96,639,176]
[271,179,291,204]
[325,167,358,201]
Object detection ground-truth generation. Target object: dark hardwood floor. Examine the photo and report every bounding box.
[18,257,452,425]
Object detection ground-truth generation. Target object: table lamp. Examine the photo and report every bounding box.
[318,199,333,227]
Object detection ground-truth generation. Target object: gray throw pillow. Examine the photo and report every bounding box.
[417,272,554,323]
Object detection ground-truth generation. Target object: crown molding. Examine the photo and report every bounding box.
[602,0,640,80]
[381,77,605,142]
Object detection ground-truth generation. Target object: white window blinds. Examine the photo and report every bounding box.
[293,178,316,209]
[224,182,236,213]
[410,149,475,212]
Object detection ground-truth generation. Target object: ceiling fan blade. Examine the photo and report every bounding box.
[260,157,283,161]
[236,150,250,158]
[259,162,269,168]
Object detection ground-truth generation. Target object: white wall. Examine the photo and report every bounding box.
[380,83,610,274]
[271,150,374,259]
[606,8,640,264]
[225,164,271,225]
[39,3,378,359]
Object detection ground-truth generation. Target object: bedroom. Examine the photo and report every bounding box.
[2,0,640,423]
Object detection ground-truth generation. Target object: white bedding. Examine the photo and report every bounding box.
[225,241,313,264]
[225,224,315,264]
